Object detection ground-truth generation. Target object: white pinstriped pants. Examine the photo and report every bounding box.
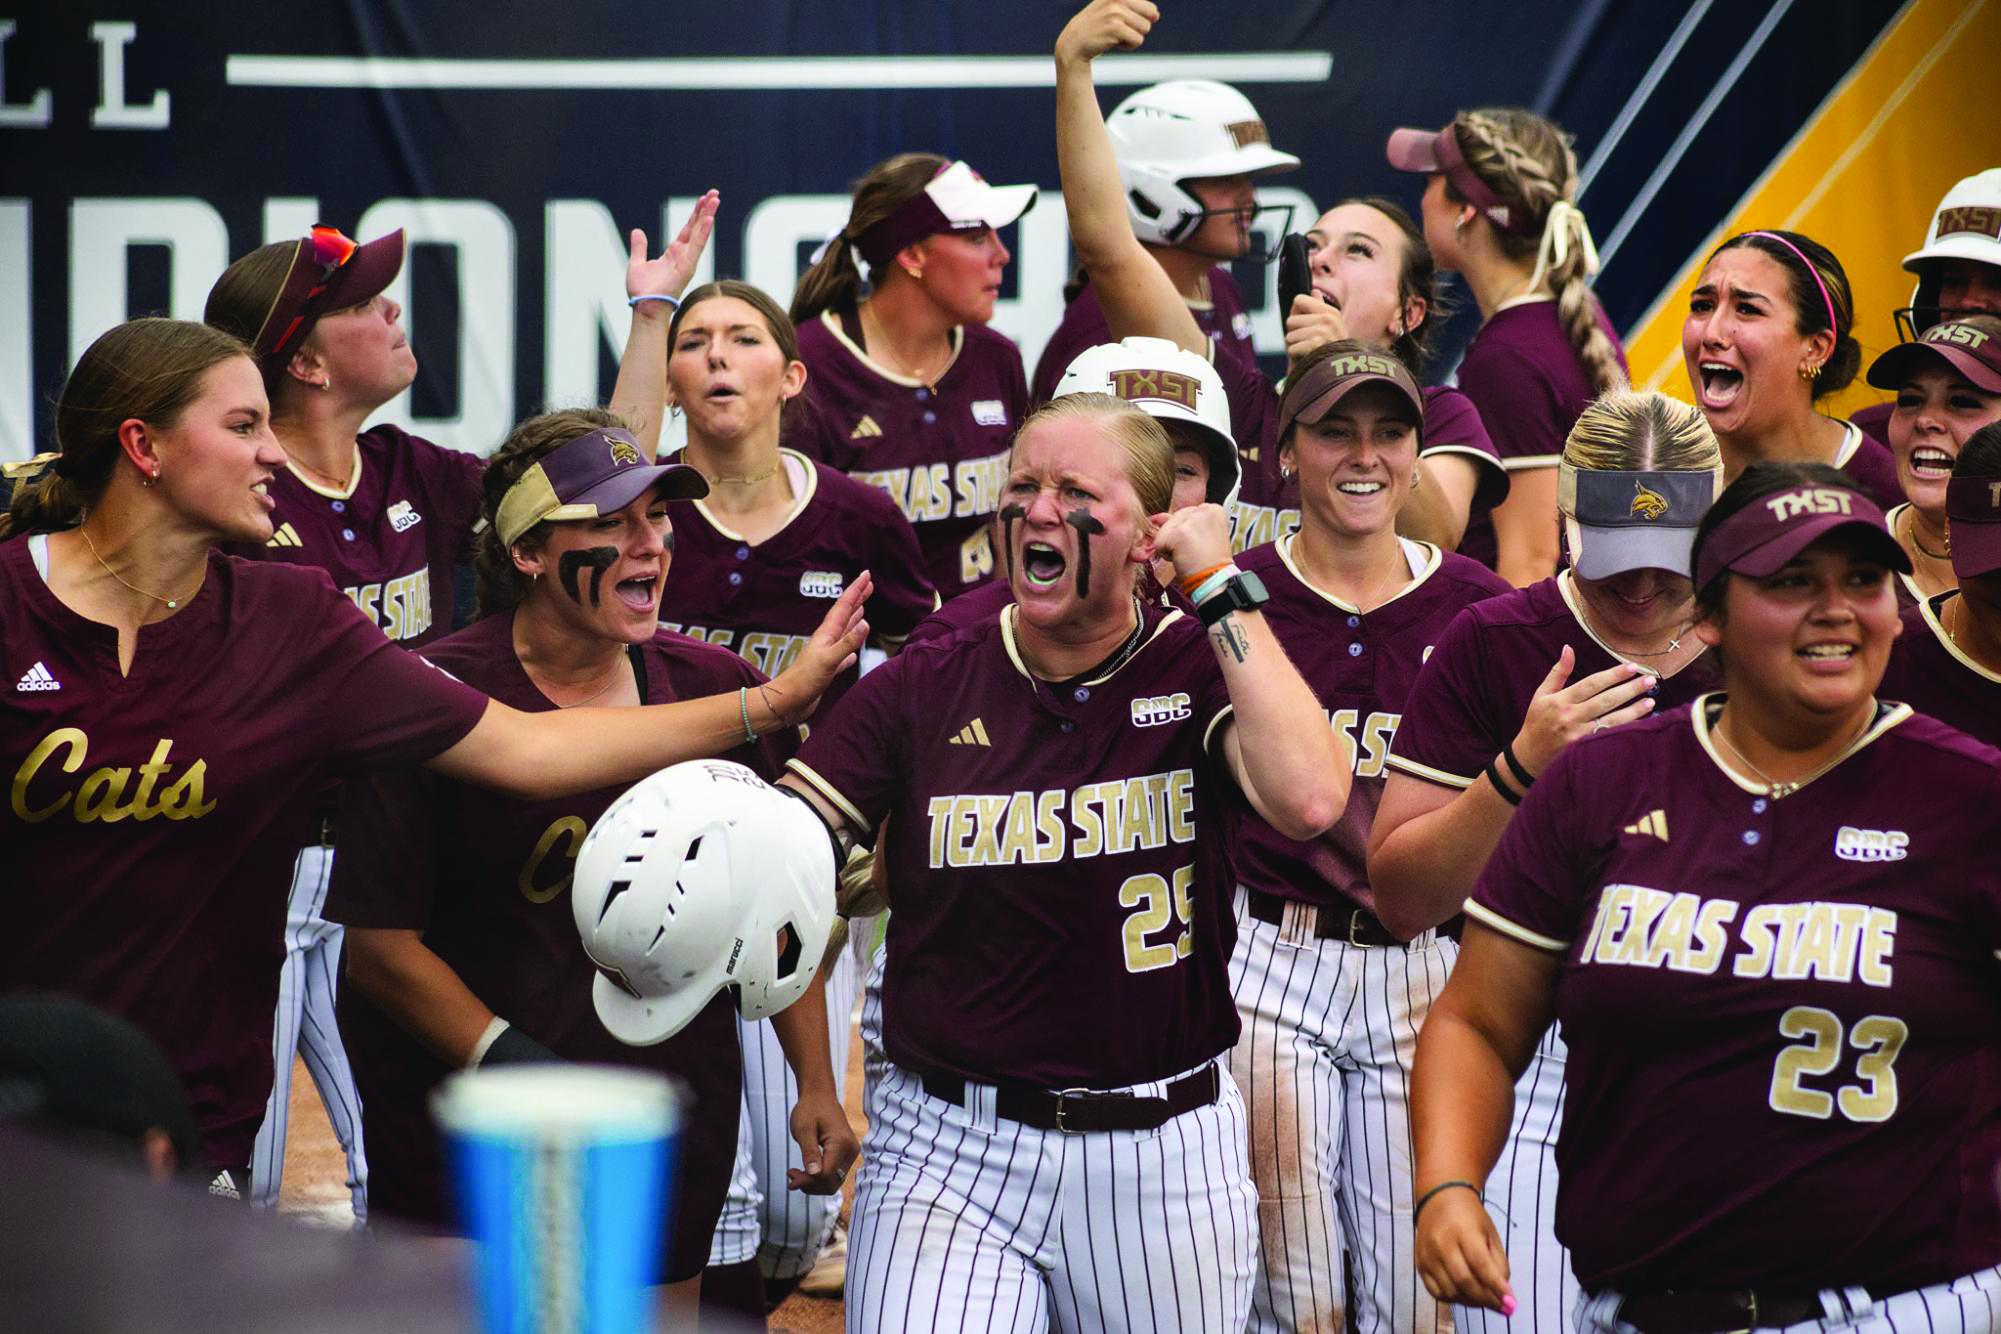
[249,843,367,1220]
[1227,887,1455,1334]
[1455,1029,1576,1334]
[845,1056,1260,1333]
[1575,1264,2001,1332]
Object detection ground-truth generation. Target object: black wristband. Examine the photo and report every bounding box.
[1413,1179,1481,1225]
[480,1024,560,1067]
[783,783,854,875]
[1500,743,1537,792]
[1484,758,1524,807]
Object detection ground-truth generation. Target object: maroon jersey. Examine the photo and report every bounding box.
[227,424,486,648]
[1235,538,1509,914]
[658,451,937,726]
[1030,268,1259,406]
[1832,419,1905,511]
[788,602,1243,1087]
[1880,592,2001,746]
[791,312,1027,599]
[903,570,1012,649]
[324,613,794,1277]
[1850,399,1894,450]
[1231,381,1505,558]
[1468,699,2001,1294]
[1387,574,1717,790]
[1,539,488,1167]
[1454,298,1628,481]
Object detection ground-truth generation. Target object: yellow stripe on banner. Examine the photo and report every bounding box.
[1621,0,2000,422]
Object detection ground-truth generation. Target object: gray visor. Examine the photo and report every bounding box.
[1560,468,1716,579]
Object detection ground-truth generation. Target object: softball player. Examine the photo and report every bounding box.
[1880,428,2001,746]
[1863,316,2001,601]
[1680,229,1902,509]
[202,200,717,1213]
[782,391,1348,1332]
[1,318,865,1196]
[1387,109,1627,587]
[322,412,854,1318]
[1369,390,1724,1331]
[1223,344,1511,1333]
[1416,462,2001,1331]
[1029,75,1296,406]
[645,278,930,1305]
[789,155,1033,600]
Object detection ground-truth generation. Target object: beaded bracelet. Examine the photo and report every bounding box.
[629,294,681,311]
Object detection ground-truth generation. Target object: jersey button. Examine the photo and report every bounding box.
[340,527,356,541]
[914,388,931,401]
[735,545,751,561]
[1072,686,1090,702]
[1346,642,1363,657]
[1751,798,1768,814]
[922,410,938,424]
[330,500,346,513]
[1346,615,1361,628]
[728,572,743,586]
[1059,720,1075,733]
[1741,829,1761,846]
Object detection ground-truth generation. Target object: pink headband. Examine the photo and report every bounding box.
[1746,231,1838,335]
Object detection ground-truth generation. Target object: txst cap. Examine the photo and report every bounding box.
[1693,484,1911,592]
[236,227,406,367]
[1947,472,2001,578]
[854,160,1038,268]
[495,427,709,546]
[1864,319,2001,393]
[1901,168,2001,273]
[1385,125,1532,236]
[1055,337,1240,507]
[1558,467,1717,579]
[1277,348,1424,443]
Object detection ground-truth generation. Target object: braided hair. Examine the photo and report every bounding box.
[1448,108,1626,398]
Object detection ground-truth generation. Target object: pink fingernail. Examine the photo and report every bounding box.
[1502,1296,1517,1317]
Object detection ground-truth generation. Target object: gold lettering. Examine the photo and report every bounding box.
[997,791,1038,864]
[1734,905,1780,978]
[1167,770,1195,844]
[75,766,134,823]
[1071,784,1106,860]
[12,727,87,821]
[1859,908,1897,987]
[130,739,174,820]
[1688,898,1739,973]
[1641,891,1697,969]
[927,796,955,869]
[1612,887,1671,965]
[1795,904,1838,981]
[157,758,218,819]
[518,816,589,903]
[1580,886,1625,963]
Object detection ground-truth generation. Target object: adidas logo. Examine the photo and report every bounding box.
[1621,809,1669,841]
[850,415,883,440]
[948,718,991,747]
[266,522,303,548]
[207,1170,241,1201]
[14,661,59,692]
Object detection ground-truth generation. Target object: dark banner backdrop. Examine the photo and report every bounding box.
[2,1,1902,459]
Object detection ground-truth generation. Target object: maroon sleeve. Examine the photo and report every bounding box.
[1456,344,1566,470]
[311,586,490,769]
[1465,744,1592,951]
[1422,388,1510,508]
[324,766,441,930]
[1384,608,1502,787]
[786,647,912,834]
[439,445,490,563]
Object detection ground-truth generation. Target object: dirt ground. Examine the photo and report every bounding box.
[279,1033,865,1333]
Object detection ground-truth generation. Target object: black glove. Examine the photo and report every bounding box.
[478,1023,561,1067]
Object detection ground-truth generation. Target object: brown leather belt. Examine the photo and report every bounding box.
[919,1063,1220,1134]
[1243,888,1402,946]
[1616,1286,1886,1333]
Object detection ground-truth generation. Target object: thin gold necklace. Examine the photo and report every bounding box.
[282,443,357,492]
[860,303,949,384]
[79,526,202,611]
[1901,507,1951,562]
[529,655,628,708]
[702,464,780,486]
[1711,705,1873,800]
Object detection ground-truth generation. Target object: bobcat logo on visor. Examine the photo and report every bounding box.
[1630,480,1670,521]
[608,438,643,467]
[1109,368,1201,412]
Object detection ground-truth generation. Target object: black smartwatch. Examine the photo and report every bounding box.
[1195,569,1270,626]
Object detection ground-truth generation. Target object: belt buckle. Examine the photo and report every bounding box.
[1053,1087,1093,1134]
[1347,910,1372,948]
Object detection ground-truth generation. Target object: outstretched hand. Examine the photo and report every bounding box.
[764,572,873,728]
[1055,0,1159,67]
[626,189,720,306]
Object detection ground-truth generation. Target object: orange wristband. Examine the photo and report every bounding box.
[1177,561,1232,596]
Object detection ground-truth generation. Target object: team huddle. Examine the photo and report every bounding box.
[7,0,2001,1330]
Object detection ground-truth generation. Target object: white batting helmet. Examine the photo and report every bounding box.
[572,760,837,1046]
[1895,168,2001,340]
[1106,80,1299,249]
[1055,337,1241,510]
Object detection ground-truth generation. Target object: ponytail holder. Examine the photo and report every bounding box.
[806,227,851,269]
[1524,200,1600,295]
[1,452,65,483]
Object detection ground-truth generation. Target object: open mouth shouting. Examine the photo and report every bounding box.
[1021,541,1068,590]
[612,571,660,612]
[1696,361,1745,412]
[1908,446,1955,480]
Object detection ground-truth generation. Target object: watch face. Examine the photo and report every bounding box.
[1236,570,1270,604]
